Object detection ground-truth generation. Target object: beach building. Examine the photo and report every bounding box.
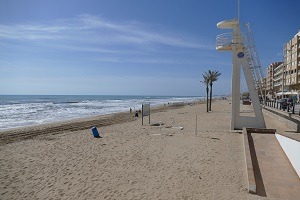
[261,77,267,99]
[282,30,300,97]
[265,62,282,99]
[273,63,285,97]
[264,30,300,99]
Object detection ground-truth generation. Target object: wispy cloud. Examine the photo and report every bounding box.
[0,14,216,66]
[0,59,18,69]
[0,14,211,49]
[48,44,122,54]
[0,24,68,40]
[94,56,183,64]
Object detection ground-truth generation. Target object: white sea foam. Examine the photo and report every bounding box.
[0,95,204,130]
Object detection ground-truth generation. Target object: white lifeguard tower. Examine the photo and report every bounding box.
[216,19,266,130]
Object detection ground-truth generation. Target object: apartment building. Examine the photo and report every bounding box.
[266,62,282,98]
[284,30,300,93]
[273,63,284,94]
[264,31,300,99]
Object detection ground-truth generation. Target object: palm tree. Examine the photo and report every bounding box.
[208,70,221,111]
[200,72,210,113]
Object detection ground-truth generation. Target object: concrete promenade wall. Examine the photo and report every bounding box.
[275,133,300,178]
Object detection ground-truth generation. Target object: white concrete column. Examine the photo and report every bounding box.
[241,56,266,128]
[231,46,241,130]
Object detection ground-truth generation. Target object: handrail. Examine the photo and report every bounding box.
[216,33,232,49]
[216,32,243,50]
[242,23,265,105]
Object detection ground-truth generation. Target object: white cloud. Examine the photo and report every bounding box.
[0,14,212,49]
[48,44,121,54]
[0,14,219,67]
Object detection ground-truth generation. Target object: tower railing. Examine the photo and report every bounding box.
[216,33,232,49]
[216,32,244,50]
[242,23,265,105]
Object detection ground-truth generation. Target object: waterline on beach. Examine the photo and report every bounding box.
[0,95,203,130]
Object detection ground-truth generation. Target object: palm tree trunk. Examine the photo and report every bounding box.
[206,86,209,112]
[209,83,212,111]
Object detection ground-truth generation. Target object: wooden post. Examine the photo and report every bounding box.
[149,106,151,124]
[142,103,150,125]
[195,115,198,134]
[142,105,144,125]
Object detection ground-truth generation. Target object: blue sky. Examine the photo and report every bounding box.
[0,0,299,96]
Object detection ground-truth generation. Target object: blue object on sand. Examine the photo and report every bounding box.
[91,127,101,138]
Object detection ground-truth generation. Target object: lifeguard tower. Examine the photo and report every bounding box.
[216,19,266,130]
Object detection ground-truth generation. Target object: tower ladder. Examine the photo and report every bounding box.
[242,23,265,105]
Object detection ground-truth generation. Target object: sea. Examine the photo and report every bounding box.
[0,95,203,130]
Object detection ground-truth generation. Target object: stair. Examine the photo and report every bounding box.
[242,23,265,104]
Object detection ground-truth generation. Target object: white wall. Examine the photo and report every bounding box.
[275,133,300,178]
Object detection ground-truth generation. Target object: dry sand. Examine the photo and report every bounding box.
[0,100,291,199]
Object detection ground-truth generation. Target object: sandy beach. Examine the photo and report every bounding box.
[0,100,291,199]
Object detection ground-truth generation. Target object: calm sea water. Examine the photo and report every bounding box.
[0,95,203,130]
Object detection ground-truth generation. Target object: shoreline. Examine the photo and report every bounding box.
[0,95,207,131]
[0,100,205,145]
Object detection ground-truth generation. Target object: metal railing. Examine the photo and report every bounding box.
[216,33,232,49]
[264,100,300,116]
[242,23,265,105]
[216,32,244,50]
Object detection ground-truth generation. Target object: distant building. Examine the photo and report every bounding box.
[273,63,285,96]
[266,62,282,98]
[283,30,300,95]
[261,77,266,97]
[264,30,300,99]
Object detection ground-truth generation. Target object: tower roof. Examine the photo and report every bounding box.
[217,19,238,29]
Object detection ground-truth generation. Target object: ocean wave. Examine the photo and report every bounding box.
[0,95,205,130]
